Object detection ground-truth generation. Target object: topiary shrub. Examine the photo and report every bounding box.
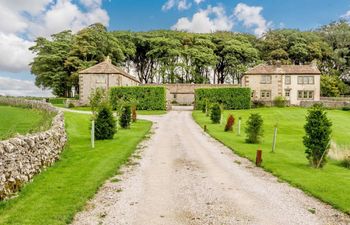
[120,104,131,129]
[95,105,116,140]
[273,96,287,108]
[210,103,221,124]
[340,156,350,169]
[303,104,332,168]
[225,115,235,132]
[68,102,75,108]
[245,113,264,144]
[342,106,350,111]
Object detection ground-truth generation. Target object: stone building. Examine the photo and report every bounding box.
[79,57,139,104]
[242,63,321,105]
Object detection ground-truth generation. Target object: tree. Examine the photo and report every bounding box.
[210,103,221,124]
[303,104,332,168]
[94,104,116,140]
[89,88,108,115]
[30,31,74,97]
[120,104,131,129]
[245,113,264,144]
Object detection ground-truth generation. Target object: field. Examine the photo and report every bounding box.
[0,105,52,140]
[0,112,152,225]
[193,107,350,213]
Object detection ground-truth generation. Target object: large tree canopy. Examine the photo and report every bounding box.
[30,21,350,97]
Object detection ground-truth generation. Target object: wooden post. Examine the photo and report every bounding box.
[256,149,262,166]
[238,118,241,136]
[272,126,278,153]
[91,120,95,149]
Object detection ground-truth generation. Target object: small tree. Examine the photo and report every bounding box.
[120,104,131,129]
[94,104,116,140]
[89,87,108,115]
[131,105,137,122]
[303,104,332,168]
[225,115,235,132]
[245,113,264,144]
[210,103,221,124]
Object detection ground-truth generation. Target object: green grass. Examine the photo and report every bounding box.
[193,107,350,214]
[0,105,53,140]
[0,112,152,225]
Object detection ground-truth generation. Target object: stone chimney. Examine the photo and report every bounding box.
[276,60,281,68]
[105,56,112,64]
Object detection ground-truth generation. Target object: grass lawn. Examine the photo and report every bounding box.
[0,105,52,140]
[193,107,350,214]
[0,112,152,225]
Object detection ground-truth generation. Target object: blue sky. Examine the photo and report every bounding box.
[0,0,349,96]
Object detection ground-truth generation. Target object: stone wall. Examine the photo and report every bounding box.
[300,100,350,108]
[0,97,67,200]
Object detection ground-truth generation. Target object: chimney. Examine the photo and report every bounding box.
[276,60,281,68]
[105,56,112,64]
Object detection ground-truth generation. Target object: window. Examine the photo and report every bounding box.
[298,91,314,100]
[285,89,290,97]
[261,90,271,99]
[297,76,315,85]
[261,75,272,84]
[285,76,291,85]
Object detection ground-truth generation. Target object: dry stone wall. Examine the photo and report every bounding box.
[0,97,67,200]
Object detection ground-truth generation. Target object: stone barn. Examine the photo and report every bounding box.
[79,57,140,104]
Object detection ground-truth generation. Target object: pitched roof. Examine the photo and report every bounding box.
[79,57,140,83]
[245,63,321,75]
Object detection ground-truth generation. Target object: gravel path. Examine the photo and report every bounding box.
[72,107,350,225]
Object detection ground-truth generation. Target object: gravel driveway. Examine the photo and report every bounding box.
[72,107,350,225]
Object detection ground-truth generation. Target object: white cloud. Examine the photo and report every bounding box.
[194,0,204,4]
[233,3,270,37]
[0,33,34,72]
[0,76,53,97]
[171,5,233,33]
[0,0,109,73]
[341,10,350,19]
[162,0,195,11]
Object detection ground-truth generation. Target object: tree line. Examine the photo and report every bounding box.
[30,21,350,97]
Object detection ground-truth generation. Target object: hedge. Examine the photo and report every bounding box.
[194,87,251,110]
[110,86,166,110]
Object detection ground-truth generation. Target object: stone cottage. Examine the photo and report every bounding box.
[241,62,321,105]
[79,57,140,104]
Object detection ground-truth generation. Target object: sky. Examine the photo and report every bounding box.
[0,0,349,97]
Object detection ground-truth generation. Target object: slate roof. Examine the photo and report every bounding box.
[79,57,140,83]
[245,64,321,75]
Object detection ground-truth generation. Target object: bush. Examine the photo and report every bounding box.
[89,88,108,114]
[110,86,166,110]
[252,100,265,108]
[94,105,116,140]
[245,113,264,144]
[342,106,350,111]
[273,96,287,107]
[225,115,235,132]
[195,88,251,110]
[49,98,66,105]
[68,102,75,108]
[210,103,221,124]
[120,105,131,129]
[303,104,332,168]
[340,156,350,169]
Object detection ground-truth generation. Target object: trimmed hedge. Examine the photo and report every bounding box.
[110,86,166,110]
[195,87,251,110]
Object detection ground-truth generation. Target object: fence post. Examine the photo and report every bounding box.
[91,120,95,149]
[256,149,262,166]
[238,118,241,136]
[272,126,278,153]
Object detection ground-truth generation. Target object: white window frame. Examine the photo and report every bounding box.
[285,76,291,85]
[298,90,314,100]
[261,75,272,84]
[297,76,315,85]
[261,90,271,99]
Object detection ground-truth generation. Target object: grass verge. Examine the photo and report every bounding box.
[0,105,53,140]
[193,107,350,214]
[0,112,152,225]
